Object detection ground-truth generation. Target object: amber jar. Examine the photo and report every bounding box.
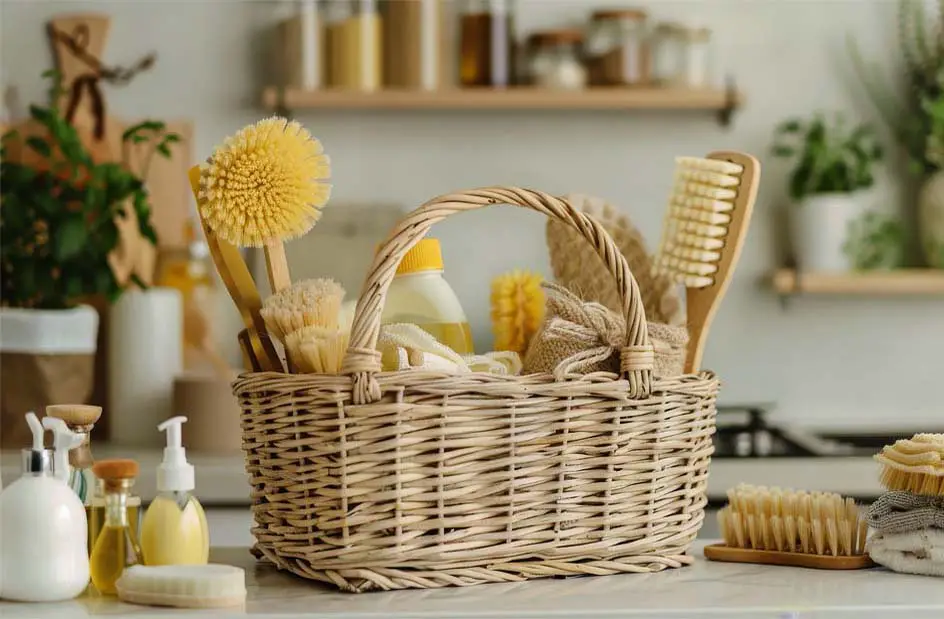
[585,8,649,86]
[459,0,516,87]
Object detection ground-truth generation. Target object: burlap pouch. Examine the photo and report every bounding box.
[523,283,687,378]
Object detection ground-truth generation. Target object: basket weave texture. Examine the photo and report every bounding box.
[233,188,719,592]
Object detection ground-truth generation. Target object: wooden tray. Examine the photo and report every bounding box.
[703,543,875,570]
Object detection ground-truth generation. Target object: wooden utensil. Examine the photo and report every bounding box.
[188,166,282,373]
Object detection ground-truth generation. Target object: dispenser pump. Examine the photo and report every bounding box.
[157,416,194,492]
[42,416,85,484]
[23,412,52,475]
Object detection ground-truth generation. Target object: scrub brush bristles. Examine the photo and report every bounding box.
[260,278,345,343]
[717,485,869,558]
[654,156,745,288]
[285,325,349,375]
[490,270,545,355]
[198,116,331,247]
[875,433,944,496]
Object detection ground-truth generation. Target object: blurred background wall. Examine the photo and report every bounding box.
[2,0,937,431]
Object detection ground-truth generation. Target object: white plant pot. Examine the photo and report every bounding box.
[918,171,944,268]
[0,305,99,449]
[791,192,871,273]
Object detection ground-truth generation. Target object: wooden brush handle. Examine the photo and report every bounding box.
[188,166,283,373]
[344,187,655,404]
[684,151,760,373]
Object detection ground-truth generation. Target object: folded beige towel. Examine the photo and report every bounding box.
[868,491,944,534]
[867,529,944,577]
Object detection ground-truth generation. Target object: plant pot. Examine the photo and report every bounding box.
[0,305,99,449]
[790,192,871,272]
[918,171,944,268]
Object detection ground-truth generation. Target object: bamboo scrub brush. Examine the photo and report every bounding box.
[261,278,346,374]
[198,117,331,295]
[285,326,350,375]
[875,434,944,496]
[704,485,873,570]
[653,152,760,373]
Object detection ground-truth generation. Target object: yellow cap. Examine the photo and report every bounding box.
[396,238,444,275]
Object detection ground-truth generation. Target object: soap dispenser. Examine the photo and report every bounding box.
[140,416,209,565]
[0,412,90,602]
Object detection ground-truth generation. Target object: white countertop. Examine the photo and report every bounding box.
[1,447,883,505]
[1,542,942,618]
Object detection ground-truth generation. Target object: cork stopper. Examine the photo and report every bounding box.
[46,404,102,427]
[93,458,139,492]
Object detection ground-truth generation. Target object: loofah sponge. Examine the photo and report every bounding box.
[547,194,684,327]
[198,117,331,247]
[490,270,545,355]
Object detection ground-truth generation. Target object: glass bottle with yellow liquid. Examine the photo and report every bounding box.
[379,237,474,355]
[89,459,144,595]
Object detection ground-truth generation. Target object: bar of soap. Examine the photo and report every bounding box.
[116,564,246,609]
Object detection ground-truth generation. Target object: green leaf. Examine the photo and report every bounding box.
[25,136,51,157]
[156,143,171,157]
[54,216,88,260]
[771,145,795,157]
[28,104,54,127]
[777,120,802,133]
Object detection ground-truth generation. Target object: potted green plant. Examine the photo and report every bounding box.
[771,112,896,272]
[0,71,178,447]
[850,0,944,267]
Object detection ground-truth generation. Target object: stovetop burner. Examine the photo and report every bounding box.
[712,404,925,459]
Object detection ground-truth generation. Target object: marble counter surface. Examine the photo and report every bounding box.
[2,542,943,619]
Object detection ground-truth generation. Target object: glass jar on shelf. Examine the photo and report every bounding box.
[527,29,587,91]
[459,0,516,88]
[325,0,381,91]
[584,9,649,87]
[651,22,687,87]
[682,27,712,88]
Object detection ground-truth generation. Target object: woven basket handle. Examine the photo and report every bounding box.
[343,187,654,404]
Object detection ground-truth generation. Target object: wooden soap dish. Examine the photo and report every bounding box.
[703,543,875,570]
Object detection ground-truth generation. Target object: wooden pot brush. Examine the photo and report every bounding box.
[653,152,760,373]
[704,484,873,570]
[875,433,944,496]
[260,278,346,373]
[198,116,331,295]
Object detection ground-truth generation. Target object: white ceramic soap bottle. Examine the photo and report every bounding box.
[0,412,90,602]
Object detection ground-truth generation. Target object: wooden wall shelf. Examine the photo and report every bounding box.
[262,86,742,125]
[772,269,944,296]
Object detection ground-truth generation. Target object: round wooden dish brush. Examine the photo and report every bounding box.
[875,433,944,496]
[198,116,331,295]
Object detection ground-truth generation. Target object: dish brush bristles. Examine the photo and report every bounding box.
[875,433,944,496]
[717,485,868,557]
[260,278,345,343]
[655,156,745,289]
[490,270,545,355]
[199,116,331,247]
[285,325,349,375]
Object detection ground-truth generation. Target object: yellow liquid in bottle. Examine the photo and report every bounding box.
[90,524,143,595]
[141,493,209,565]
[414,322,474,356]
[87,497,140,555]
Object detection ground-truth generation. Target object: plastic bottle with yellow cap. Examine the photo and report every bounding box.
[343,238,473,355]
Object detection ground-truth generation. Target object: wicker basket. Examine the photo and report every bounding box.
[233,187,720,592]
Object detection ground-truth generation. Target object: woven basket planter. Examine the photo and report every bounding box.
[233,188,720,592]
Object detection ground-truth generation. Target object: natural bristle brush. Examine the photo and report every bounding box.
[704,485,874,570]
[654,152,760,373]
[198,116,331,295]
[875,434,944,496]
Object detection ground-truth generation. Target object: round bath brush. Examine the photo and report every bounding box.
[198,116,331,294]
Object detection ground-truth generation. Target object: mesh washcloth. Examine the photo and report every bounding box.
[867,491,944,534]
[547,194,684,326]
